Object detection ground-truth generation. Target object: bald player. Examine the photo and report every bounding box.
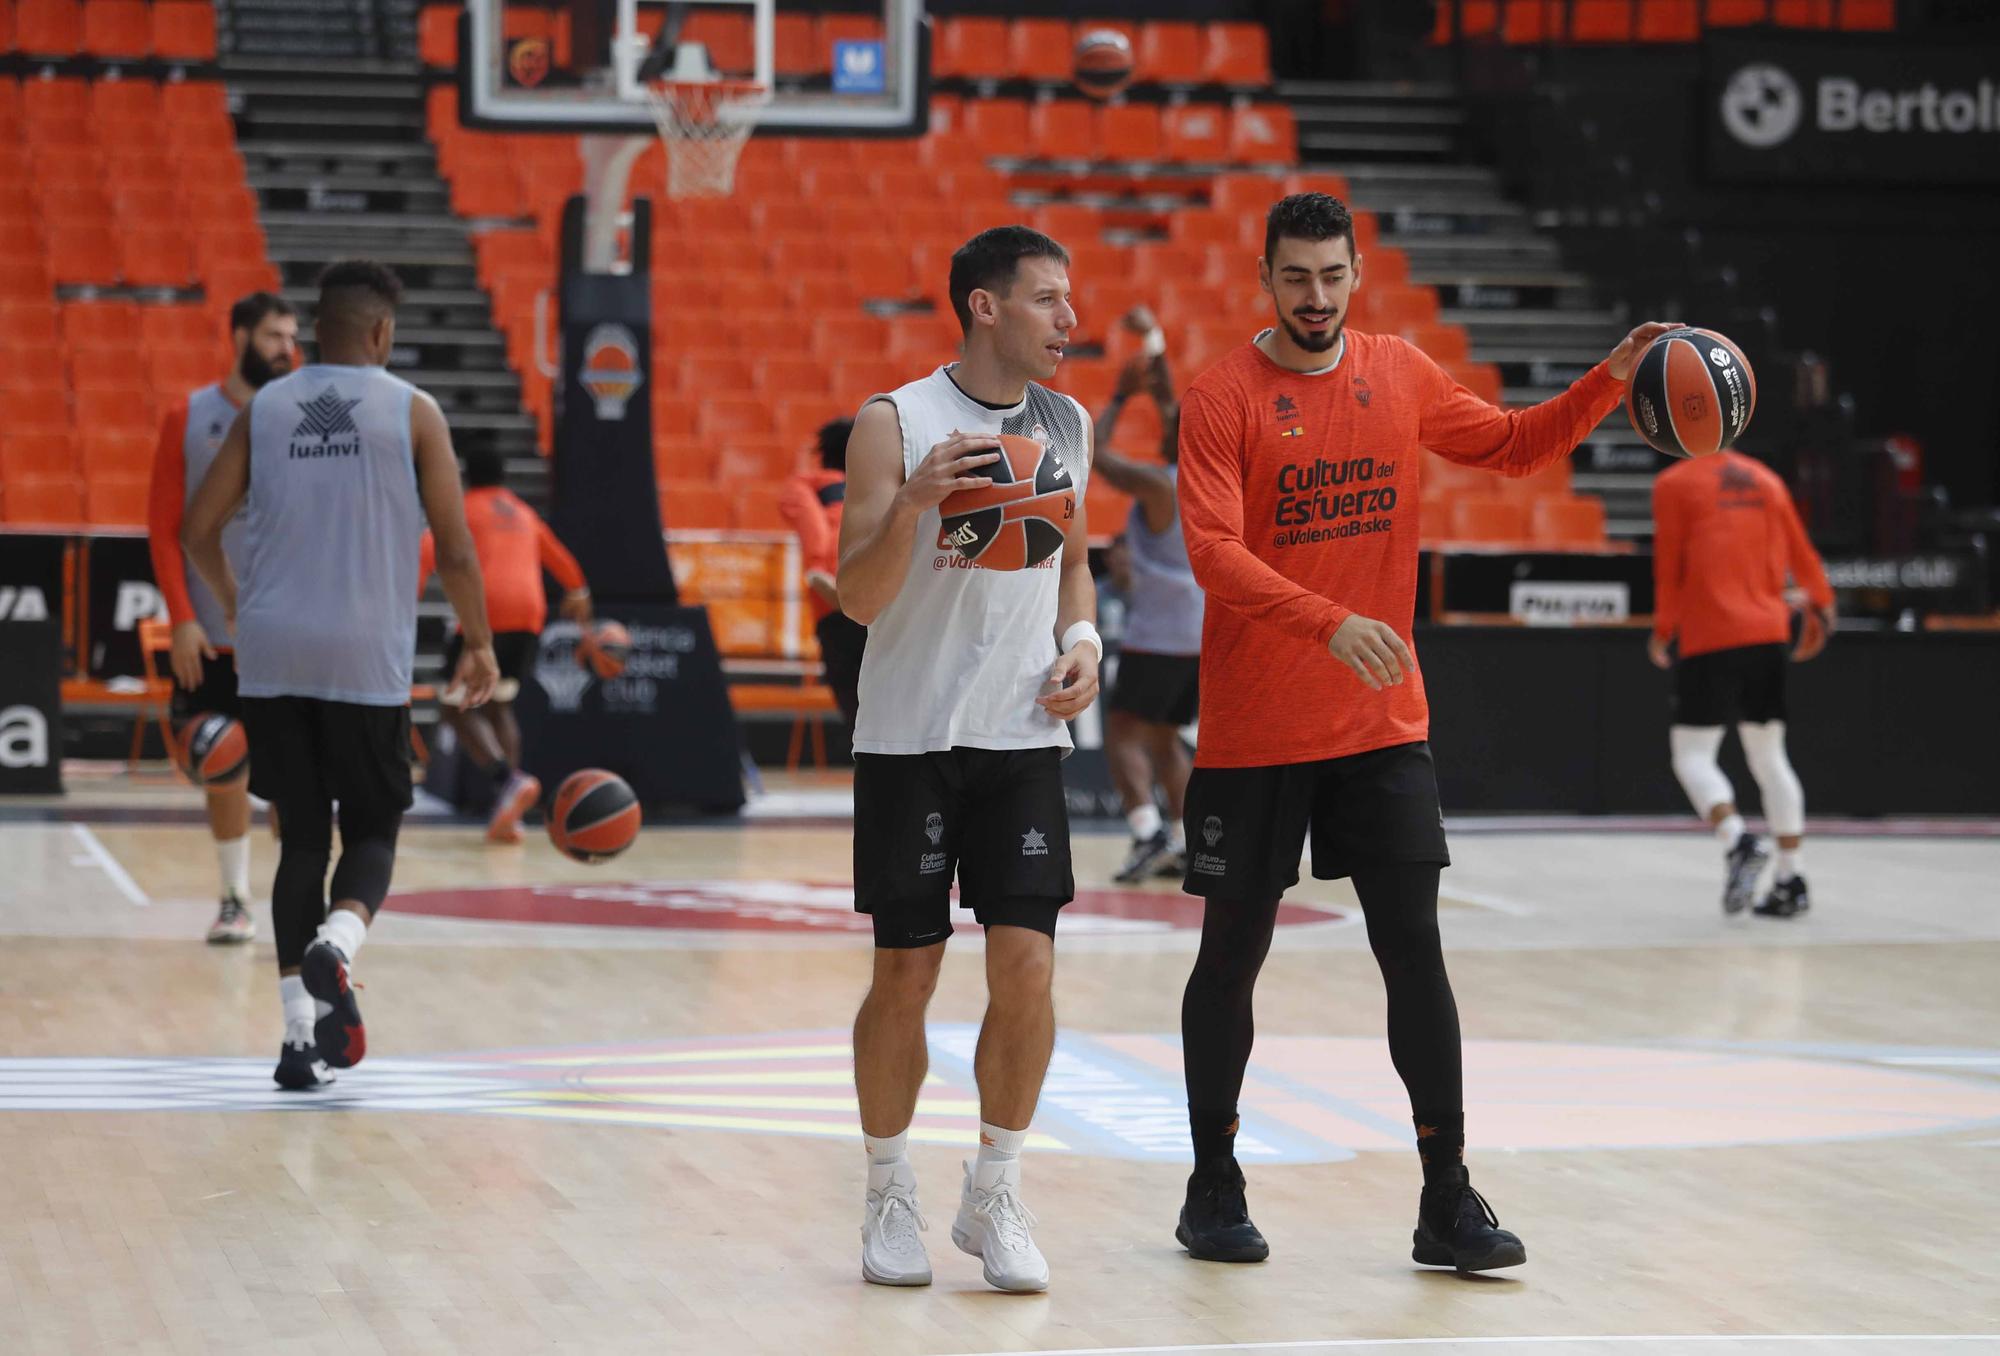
[185,259,498,1091]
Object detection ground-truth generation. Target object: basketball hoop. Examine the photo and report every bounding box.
[642,75,766,199]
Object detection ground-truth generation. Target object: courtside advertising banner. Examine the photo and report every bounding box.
[1707,36,2000,185]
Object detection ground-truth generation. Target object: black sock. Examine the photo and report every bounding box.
[1189,1105,1240,1169]
[488,760,513,786]
[1414,1109,1465,1187]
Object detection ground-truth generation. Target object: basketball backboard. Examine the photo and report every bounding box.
[458,0,928,137]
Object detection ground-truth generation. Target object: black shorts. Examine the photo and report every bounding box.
[1108,650,1200,727]
[1181,740,1451,899]
[240,696,415,817]
[443,629,539,687]
[853,746,1074,948]
[169,651,240,725]
[1673,643,1787,726]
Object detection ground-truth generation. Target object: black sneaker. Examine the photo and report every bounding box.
[1155,847,1189,881]
[273,1036,335,1091]
[1754,874,1811,918]
[1175,1158,1270,1262]
[1114,830,1173,884]
[1722,832,1770,915]
[301,939,367,1069]
[1413,1172,1526,1272]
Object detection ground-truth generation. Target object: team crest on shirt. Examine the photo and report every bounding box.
[1352,376,1371,407]
[1273,394,1300,424]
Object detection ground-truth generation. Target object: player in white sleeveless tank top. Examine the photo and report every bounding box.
[145,291,298,945]
[837,228,1100,1293]
[183,261,500,1095]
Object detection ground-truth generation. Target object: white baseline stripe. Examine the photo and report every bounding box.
[939,1335,2000,1356]
[68,823,148,907]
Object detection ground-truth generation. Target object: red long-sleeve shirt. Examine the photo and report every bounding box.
[1651,450,1833,659]
[777,469,845,621]
[1177,331,1625,767]
[418,486,585,634]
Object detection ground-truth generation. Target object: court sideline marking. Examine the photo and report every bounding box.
[67,823,148,907]
[941,1335,2000,1356]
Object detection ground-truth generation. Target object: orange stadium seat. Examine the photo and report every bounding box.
[147,350,222,395]
[0,301,61,345]
[1447,495,1530,544]
[14,0,83,55]
[1,476,85,525]
[122,230,195,288]
[0,258,54,298]
[759,356,834,400]
[811,313,888,355]
[22,74,89,121]
[1135,22,1205,84]
[74,384,156,433]
[699,398,778,440]
[82,0,149,56]
[654,438,715,483]
[734,494,791,533]
[0,348,65,390]
[0,387,71,430]
[1638,0,1702,40]
[165,114,237,152]
[661,483,732,530]
[818,13,883,51]
[1531,495,1607,547]
[451,163,525,218]
[772,13,818,75]
[419,6,458,68]
[1,433,77,479]
[681,354,757,395]
[1704,0,1769,22]
[936,17,1010,80]
[1008,18,1074,82]
[1030,202,1099,245]
[1772,0,1832,24]
[1838,0,1895,28]
[830,359,901,403]
[1210,170,1284,216]
[773,398,835,448]
[683,10,754,74]
[653,397,699,440]
[153,0,217,59]
[161,80,229,124]
[1568,0,1635,40]
[1231,105,1296,164]
[1405,322,1471,363]
[90,77,159,121]
[1098,102,1164,161]
[61,299,139,347]
[719,440,794,482]
[963,99,1030,158]
[1205,22,1272,85]
[48,226,121,285]
[85,475,149,526]
[1162,104,1230,163]
[1030,99,1096,162]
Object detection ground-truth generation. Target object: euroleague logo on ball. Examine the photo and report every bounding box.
[1721,63,1802,148]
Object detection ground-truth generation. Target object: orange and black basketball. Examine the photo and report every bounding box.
[548,769,641,864]
[576,619,632,679]
[1074,29,1135,100]
[937,433,1076,572]
[175,712,248,788]
[1626,327,1757,459]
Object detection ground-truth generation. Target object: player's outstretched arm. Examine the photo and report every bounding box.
[1422,320,1682,478]
[412,393,498,709]
[182,405,251,633]
[836,400,998,625]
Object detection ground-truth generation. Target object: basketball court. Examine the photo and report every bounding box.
[3,769,1997,1353]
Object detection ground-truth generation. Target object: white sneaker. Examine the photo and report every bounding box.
[206,893,255,944]
[951,1159,1049,1293]
[860,1162,932,1286]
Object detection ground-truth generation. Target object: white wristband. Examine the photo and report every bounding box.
[1061,621,1102,660]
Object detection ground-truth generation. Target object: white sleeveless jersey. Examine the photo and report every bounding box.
[851,365,1091,755]
[236,364,424,706]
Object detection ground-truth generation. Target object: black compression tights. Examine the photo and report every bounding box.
[1181,864,1462,1117]
[271,798,402,972]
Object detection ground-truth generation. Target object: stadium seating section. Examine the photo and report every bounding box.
[1,1,219,60]
[1430,0,1896,43]
[0,69,268,530]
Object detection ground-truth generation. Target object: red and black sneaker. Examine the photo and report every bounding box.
[301,938,367,1069]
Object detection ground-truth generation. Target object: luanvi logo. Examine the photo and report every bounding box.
[1273,394,1299,423]
[289,387,363,457]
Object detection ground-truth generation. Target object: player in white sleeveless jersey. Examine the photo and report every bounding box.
[184,261,499,1092]
[146,292,298,943]
[838,227,1100,1293]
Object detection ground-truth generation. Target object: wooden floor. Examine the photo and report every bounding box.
[2,769,1998,1355]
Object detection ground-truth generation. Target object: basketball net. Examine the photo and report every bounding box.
[641,44,765,199]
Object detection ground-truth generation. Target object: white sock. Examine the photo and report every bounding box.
[1166,819,1186,851]
[317,907,368,963]
[1126,803,1162,841]
[279,974,315,1043]
[216,836,251,901]
[977,1120,1027,1170]
[1715,813,1745,849]
[1776,847,1803,880]
[863,1129,909,1166]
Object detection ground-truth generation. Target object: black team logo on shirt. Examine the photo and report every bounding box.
[1273,394,1299,424]
[1352,376,1371,408]
[1271,454,1400,548]
[1718,459,1765,509]
[289,387,364,459]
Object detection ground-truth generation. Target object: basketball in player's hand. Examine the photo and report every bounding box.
[1625,327,1757,459]
[548,769,641,863]
[937,434,1076,572]
[175,712,249,787]
[1074,29,1135,100]
[575,619,631,679]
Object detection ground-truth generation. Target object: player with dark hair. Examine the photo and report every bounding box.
[419,446,593,842]
[1171,193,1681,1271]
[147,291,298,943]
[184,260,499,1091]
[778,418,864,728]
[838,225,1097,1292]
[1651,449,1834,917]
[1089,308,1203,883]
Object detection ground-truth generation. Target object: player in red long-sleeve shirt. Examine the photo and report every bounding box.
[776,418,865,729]
[1171,193,1680,1272]
[418,448,592,842]
[147,292,299,944]
[1650,451,1835,918]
